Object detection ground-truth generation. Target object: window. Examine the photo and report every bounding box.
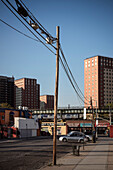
[70,133,77,137]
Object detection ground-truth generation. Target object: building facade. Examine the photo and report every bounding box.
[0,108,32,126]
[84,56,113,108]
[0,76,14,107]
[40,95,54,110]
[15,78,40,110]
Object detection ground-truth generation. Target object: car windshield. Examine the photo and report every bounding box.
[67,131,79,136]
[67,131,75,136]
[67,131,85,137]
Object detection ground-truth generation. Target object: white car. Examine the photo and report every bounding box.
[85,134,92,141]
[59,131,87,143]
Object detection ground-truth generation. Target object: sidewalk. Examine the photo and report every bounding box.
[41,137,113,170]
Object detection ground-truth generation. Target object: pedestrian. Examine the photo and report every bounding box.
[17,128,20,138]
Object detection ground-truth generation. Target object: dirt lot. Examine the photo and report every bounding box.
[0,137,72,170]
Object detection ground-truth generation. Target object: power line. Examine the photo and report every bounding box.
[60,45,89,102]
[1,0,89,105]
[1,0,56,55]
[20,0,89,105]
[0,16,88,105]
[0,18,41,42]
[6,0,57,50]
[59,45,90,104]
[59,55,88,105]
[20,0,54,40]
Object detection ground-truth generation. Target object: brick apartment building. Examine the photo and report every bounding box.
[84,56,113,108]
[15,78,40,110]
[40,95,54,110]
[0,76,14,107]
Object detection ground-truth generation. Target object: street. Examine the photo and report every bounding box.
[0,136,113,170]
[0,137,72,170]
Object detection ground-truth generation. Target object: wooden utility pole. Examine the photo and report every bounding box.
[53,26,60,165]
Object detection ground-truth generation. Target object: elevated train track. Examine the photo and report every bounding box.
[32,108,113,120]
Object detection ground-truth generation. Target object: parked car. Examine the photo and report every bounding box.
[59,131,87,143]
[84,131,93,141]
[85,134,92,141]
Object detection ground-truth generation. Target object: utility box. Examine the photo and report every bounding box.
[110,125,113,138]
[14,117,39,138]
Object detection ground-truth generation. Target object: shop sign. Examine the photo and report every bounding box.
[80,123,92,127]
[57,123,65,126]
[42,122,65,126]
[96,123,109,127]
[67,123,80,127]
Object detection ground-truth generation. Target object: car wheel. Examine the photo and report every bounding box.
[63,138,67,142]
[80,139,84,143]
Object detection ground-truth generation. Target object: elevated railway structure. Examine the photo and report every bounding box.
[32,108,113,121]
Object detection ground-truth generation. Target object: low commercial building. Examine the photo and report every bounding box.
[41,119,110,136]
[0,108,32,126]
[41,121,66,135]
[14,117,39,138]
[0,108,32,138]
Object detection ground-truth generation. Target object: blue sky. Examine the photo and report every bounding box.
[0,0,113,107]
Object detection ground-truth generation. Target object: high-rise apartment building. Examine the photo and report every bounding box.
[15,78,40,110]
[0,76,14,107]
[40,95,54,110]
[84,56,113,108]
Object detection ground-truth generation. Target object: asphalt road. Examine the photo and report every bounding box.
[0,137,72,170]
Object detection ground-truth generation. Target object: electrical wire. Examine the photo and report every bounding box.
[0,18,41,43]
[1,0,56,55]
[60,45,90,104]
[59,55,88,105]
[0,16,87,105]
[20,0,54,39]
[5,0,57,50]
[60,45,89,102]
[0,19,87,105]
[1,0,90,105]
